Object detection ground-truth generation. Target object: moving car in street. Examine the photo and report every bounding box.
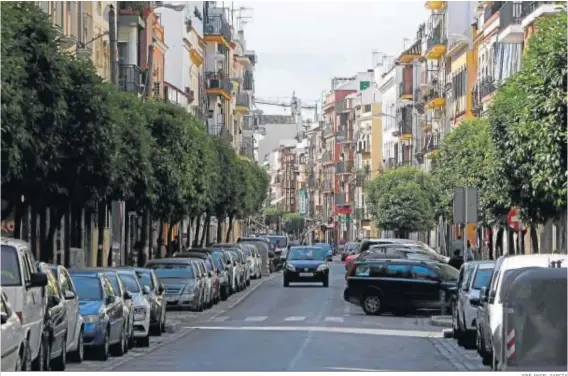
[283,246,330,287]
[344,259,459,315]
[314,243,333,261]
[1,290,28,371]
[48,264,85,363]
[1,238,48,371]
[68,270,128,360]
[115,269,151,347]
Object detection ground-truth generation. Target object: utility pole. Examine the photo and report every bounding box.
[109,5,118,88]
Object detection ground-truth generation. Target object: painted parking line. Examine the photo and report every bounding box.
[244,316,268,322]
[284,316,306,322]
[324,316,344,323]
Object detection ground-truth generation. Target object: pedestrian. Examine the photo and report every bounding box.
[465,240,475,261]
[454,235,465,256]
[449,249,464,270]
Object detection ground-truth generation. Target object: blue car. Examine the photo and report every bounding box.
[69,270,128,360]
[315,243,333,261]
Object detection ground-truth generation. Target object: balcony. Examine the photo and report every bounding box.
[236,92,250,113]
[499,2,523,43]
[397,39,421,64]
[335,193,346,205]
[355,175,367,187]
[118,64,143,94]
[243,70,254,91]
[424,1,446,10]
[336,161,353,175]
[479,76,496,99]
[336,130,353,143]
[521,1,562,28]
[323,126,334,138]
[399,82,413,101]
[322,151,333,164]
[425,34,447,60]
[385,158,397,170]
[424,86,446,110]
[424,132,440,159]
[394,105,413,141]
[203,15,231,48]
[356,142,371,154]
[322,180,333,193]
[205,72,233,100]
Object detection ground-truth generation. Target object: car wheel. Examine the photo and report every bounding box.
[32,334,49,371]
[111,325,127,356]
[97,328,110,361]
[70,328,84,363]
[51,334,66,371]
[322,278,329,287]
[139,333,150,347]
[457,317,467,347]
[42,336,51,371]
[362,293,382,315]
[451,301,459,338]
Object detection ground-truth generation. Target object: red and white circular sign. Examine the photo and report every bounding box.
[507,208,525,232]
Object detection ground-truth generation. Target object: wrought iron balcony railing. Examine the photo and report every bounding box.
[236,92,250,108]
[336,161,353,174]
[205,72,233,93]
[500,1,523,29]
[335,193,346,205]
[204,15,231,42]
[119,64,143,94]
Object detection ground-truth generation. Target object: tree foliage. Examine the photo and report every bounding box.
[366,166,437,236]
[431,119,509,225]
[488,11,567,223]
[263,207,285,226]
[282,212,305,236]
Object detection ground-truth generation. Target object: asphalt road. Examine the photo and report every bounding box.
[68,259,488,372]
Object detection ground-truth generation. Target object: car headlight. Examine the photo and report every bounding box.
[316,264,328,272]
[83,315,100,323]
[183,284,196,294]
[133,307,147,320]
[286,264,296,272]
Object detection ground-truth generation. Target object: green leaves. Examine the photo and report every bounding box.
[282,212,305,235]
[366,166,437,235]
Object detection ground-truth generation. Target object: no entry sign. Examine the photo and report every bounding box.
[507,208,525,232]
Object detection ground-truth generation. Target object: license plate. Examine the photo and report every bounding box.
[166,296,177,302]
[299,272,313,277]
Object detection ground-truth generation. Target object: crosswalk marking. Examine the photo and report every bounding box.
[284,316,306,322]
[324,316,344,323]
[244,316,267,322]
[210,316,229,322]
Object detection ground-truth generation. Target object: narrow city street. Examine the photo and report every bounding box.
[67,260,487,372]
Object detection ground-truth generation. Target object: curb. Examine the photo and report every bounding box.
[430,315,453,328]
[164,322,181,333]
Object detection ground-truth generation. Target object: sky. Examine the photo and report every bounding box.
[236,1,429,117]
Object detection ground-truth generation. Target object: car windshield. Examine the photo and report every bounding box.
[105,273,121,294]
[288,247,325,261]
[473,268,494,290]
[436,264,460,280]
[153,268,194,280]
[1,245,22,286]
[266,236,287,248]
[315,243,330,250]
[135,271,154,290]
[118,273,141,293]
[72,276,103,301]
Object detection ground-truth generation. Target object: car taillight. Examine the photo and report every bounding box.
[345,262,356,281]
[16,311,23,323]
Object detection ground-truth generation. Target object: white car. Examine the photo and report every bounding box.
[454,260,495,348]
[116,270,151,347]
[1,290,27,371]
[48,264,85,362]
[1,238,48,371]
[486,254,568,367]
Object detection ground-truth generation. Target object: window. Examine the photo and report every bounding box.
[355,264,370,277]
[369,264,385,277]
[412,266,439,280]
[1,293,11,316]
[383,264,411,278]
[46,270,60,297]
[118,274,141,293]
[1,246,22,286]
[472,268,493,290]
[60,269,74,293]
[71,276,103,301]
[102,277,115,298]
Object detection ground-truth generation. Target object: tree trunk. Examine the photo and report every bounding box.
[193,216,201,247]
[14,201,25,239]
[205,217,211,246]
[139,210,149,266]
[177,221,182,252]
[507,227,515,255]
[46,207,63,264]
[166,223,174,257]
[216,217,224,243]
[31,204,38,259]
[187,217,193,248]
[96,202,106,267]
[530,225,539,254]
[148,212,154,260]
[200,215,209,246]
[63,203,71,268]
[225,215,234,243]
[39,206,48,262]
[156,220,164,259]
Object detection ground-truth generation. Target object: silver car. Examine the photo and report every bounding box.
[115,270,152,347]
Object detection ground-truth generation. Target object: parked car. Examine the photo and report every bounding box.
[237,238,275,271]
[36,263,68,371]
[344,259,459,315]
[341,242,360,261]
[1,238,48,370]
[115,269,151,347]
[174,252,220,305]
[228,249,247,291]
[193,258,213,308]
[264,235,289,260]
[68,270,128,360]
[365,244,449,264]
[48,264,85,363]
[127,267,166,335]
[475,267,496,366]
[1,290,28,371]
[240,243,261,280]
[453,261,495,350]
[211,245,244,291]
[145,259,204,312]
[176,249,231,300]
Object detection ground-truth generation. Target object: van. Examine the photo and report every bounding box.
[1,238,48,370]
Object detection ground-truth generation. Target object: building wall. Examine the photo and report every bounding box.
[379,68,397,167]
[92,2,116,81]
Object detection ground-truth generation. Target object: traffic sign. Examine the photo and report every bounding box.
[507,208,525,232]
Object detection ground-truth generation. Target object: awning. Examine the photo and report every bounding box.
[270,196,285,205]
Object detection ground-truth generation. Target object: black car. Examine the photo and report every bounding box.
[283,246,329,287]
[36,263,68,371]
[344,259,459,315]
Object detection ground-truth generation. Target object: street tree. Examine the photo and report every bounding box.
[488,11,567,223]
[366,166,437,237]
[282,212,305,238]
[211,138,239,243]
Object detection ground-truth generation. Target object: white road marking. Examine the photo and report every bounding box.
[324,316,344,323]
[244,316,267,322]
[183,325,443,338]
[284,316,306,322]
[326,367,387,372]
[210,316,229,322]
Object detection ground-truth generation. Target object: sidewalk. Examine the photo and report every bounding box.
[430,315,452,328]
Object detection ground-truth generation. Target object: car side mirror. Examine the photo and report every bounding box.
[0,312,8,325]
[469,298,481,307]
[64,290,76,300]
[208,271,213,278]
[123,291,132,300]
[142,286,151,295]
[47,295,61,308]
[106,295,117,305]
[27,272,48,288]
[158,282,165,294]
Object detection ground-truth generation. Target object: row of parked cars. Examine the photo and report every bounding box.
[0,238,270,372]
[451,253,567,370]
